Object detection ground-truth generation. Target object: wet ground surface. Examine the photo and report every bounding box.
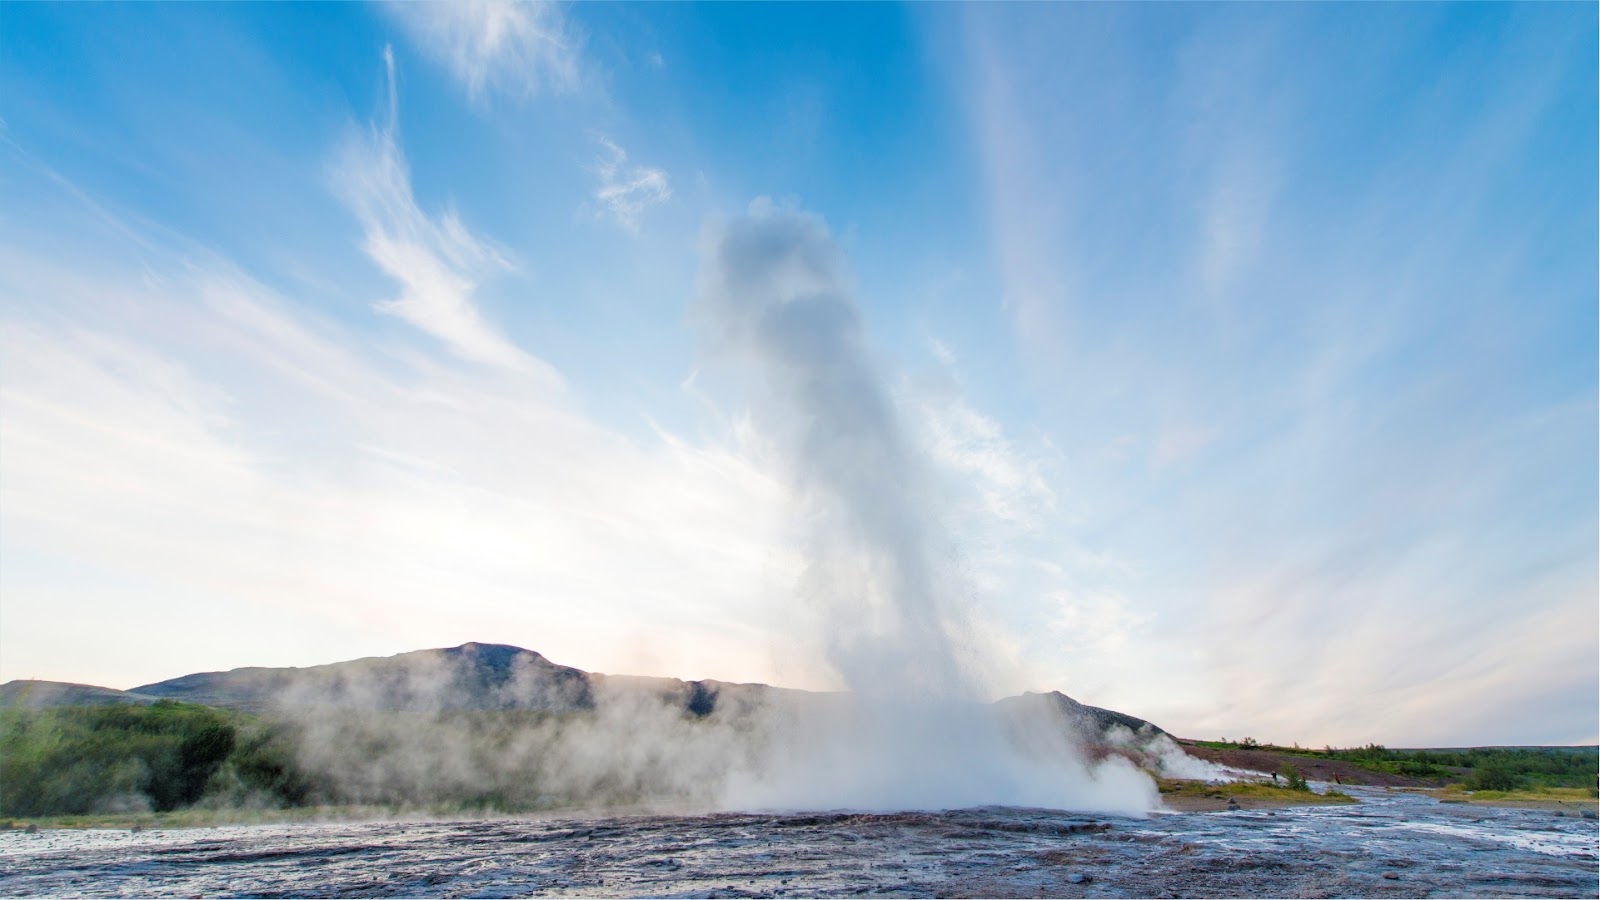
[2,788,1595,897]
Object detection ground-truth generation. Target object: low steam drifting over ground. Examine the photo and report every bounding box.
[4,642,1205,819]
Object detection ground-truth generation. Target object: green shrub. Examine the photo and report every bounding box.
[1467,763,1521,792]
[0,703,317,817]
[1280,764,1310,792]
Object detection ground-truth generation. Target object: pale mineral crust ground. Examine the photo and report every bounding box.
[2,786,1596,898]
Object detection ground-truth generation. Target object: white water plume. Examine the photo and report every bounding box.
[694,199,1156,814]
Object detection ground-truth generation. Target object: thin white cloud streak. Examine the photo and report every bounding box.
[331,49,554,380]
[1188,531,1599,747]
[386,0,579,104]
[961,21,1076,365]
[1171,23,1288,303]
[1049,590,1152,657]
[906,380,1057,530]
[592,136,672,231]
[1150,424,1221,470]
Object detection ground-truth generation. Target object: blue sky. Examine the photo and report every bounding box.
[0,2,1593,746]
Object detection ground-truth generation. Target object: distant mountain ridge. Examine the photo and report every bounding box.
[123,642,780,720]
[2,642,1165,738]
[126,642,596,714]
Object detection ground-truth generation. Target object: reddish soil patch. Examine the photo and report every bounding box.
[1177,741,1455,788]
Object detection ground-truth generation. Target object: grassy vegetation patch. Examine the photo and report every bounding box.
[0,702,318,818]
[1424,786,1597,805]
[0,805,413,831]
[1192,739,1598,791]
[2,702,718,821]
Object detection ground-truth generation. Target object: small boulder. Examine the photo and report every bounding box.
[1067,873,1091,884]
[1581,810,1597,820]
[1381,872,1400,880]
[24,824,38,834]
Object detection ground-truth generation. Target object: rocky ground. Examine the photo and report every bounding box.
[2,789,1595,898]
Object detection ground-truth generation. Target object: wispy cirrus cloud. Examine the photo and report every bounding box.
[386,0,578,104]
[909,385,1056,530]
[0,201,802,692]
[946,4,1597,745]
[591,136,672,231]
[332,47,555,380]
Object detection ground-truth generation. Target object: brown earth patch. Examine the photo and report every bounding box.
[1176,742,1452,788]
[1160,794,1341,813]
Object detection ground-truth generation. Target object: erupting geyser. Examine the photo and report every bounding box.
[696,200,1157,814]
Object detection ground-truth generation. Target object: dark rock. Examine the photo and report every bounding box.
[1067,873,1090,884]
[995,691,1167,742]
[1381,872,1399,880]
